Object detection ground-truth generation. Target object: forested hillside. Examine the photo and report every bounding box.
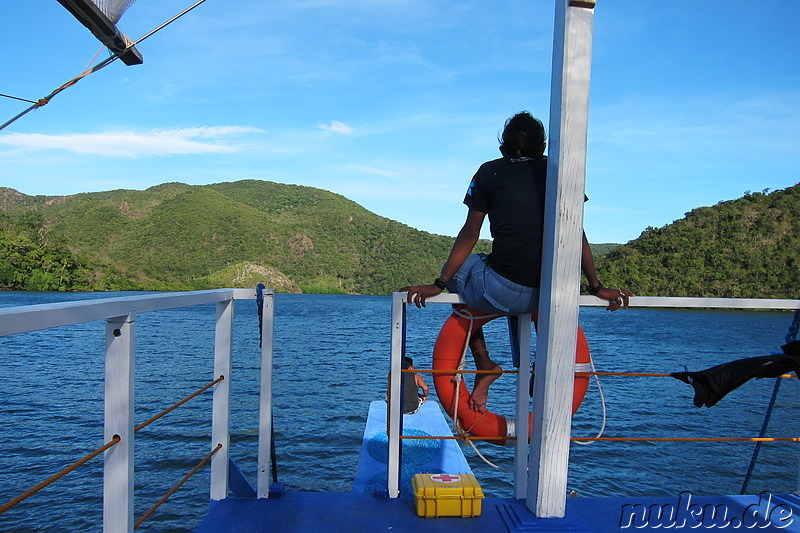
[0,210,90,291]
[0,181,488,293]
[2,181,797,297]
[596,185,800,298]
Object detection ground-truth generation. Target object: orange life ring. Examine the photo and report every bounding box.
[432,311,591,446]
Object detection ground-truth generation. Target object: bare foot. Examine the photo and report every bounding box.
[468,363,501,413]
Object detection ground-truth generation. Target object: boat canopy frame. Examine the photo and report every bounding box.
[57,0,143,65]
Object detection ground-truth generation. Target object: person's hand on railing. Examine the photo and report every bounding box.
[596,286,633,311]
[398,284,442,308]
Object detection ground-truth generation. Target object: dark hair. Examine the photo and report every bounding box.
[404,357,414,366]
[499,112,546,158]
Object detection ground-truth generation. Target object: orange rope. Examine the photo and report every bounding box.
[585,371,797,378]
[407,368,797,378]
[134,443,222,529]
[407,368,517,374]
[401,434,798,443]
[572,436,800,442]
[1,376,222,516]
[580,371,672,377]
[135,375,224,432]
[0,435,121,515]
[400,435,511,441]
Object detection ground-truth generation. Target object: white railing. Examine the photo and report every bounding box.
[577,295,800,310]
[0,288,276,533]
[388,292,533,499]
[3,290,798,527]
[388,294,800,501]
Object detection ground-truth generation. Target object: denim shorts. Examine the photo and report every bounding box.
[445,254,539,315]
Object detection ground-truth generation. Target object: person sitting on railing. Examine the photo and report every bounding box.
[400,111,631,413]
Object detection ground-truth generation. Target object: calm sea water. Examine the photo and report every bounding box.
[1,292,798,532]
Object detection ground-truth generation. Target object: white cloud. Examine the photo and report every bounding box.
[0,126,261,158]
[345,164,398,177]
[319,120,353,135]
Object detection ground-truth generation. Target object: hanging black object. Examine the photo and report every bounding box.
[256,283,265,347]
[672,340,800,408]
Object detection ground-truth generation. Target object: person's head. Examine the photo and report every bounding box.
[404,357,414,368]
[499,112,546,158]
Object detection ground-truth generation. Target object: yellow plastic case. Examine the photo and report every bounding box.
[412,473,484,518]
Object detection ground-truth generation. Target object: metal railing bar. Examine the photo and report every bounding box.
[395,292,800,311]
[0,288,255,337]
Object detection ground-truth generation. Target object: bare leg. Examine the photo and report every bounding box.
[467,327,501,413]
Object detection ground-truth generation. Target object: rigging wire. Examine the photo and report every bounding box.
[739,299,800,494]
[0,0,210,132]
[129,0,208,48]
[0,93,39,105]
[0,55,117,132]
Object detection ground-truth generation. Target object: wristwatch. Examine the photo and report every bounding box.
[587,282,604,296]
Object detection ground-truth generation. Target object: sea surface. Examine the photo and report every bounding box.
[1,291,798,532]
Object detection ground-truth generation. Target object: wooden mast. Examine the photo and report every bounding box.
[57,0,143,66]
[527,0,596,517]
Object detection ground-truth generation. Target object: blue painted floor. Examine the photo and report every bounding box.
[194,492,799,532]
[199,402,799,531]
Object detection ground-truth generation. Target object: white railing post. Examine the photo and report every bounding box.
[387,293,406,498]
[528,0,596,518]
[258,290,275,498]
[513,313,532,498]
[104,313,135,533]
[210,299,233,500]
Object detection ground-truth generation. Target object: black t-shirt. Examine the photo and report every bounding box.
[464,156,547,287]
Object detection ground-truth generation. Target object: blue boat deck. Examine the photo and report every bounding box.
[194,492,800,532]
[195,400,799,531]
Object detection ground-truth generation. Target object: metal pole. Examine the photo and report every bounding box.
[210,300,233,500]
[513,314,532,498]
[258,290,276,497]
[388,293,406,498]
[104,314,135,533]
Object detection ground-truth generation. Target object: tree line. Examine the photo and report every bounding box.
[595,185,800,299]
[1,181,798,298]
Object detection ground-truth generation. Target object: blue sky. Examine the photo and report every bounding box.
[1,1,798,243]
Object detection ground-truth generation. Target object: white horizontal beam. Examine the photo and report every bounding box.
[578,295,800,310]
[391,291,465,306]
[395,292,800,311]
[0,288,257,336]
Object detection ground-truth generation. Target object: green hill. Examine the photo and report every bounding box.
[2,181,798,297]
[589,243,620,261]
[0,180,490,293]
[596,185,800,298]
